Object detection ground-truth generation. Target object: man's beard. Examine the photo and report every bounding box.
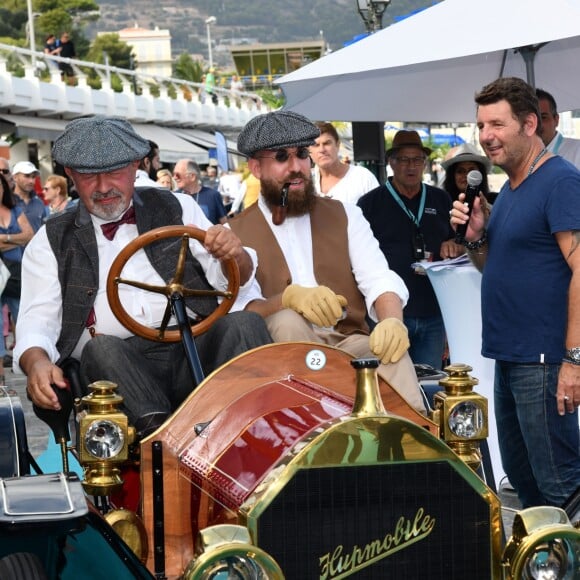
[260,172,317,217]
[90,190,129,220]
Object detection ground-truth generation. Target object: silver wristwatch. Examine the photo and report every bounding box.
[563,347,580,365]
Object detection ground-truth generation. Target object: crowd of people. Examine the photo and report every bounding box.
[2,80,579,511]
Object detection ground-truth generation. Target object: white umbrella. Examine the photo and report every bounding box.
[277,0,580,122]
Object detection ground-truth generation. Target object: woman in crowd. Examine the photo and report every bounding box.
[441,143,495,203]
[0,173,33,367]
[43,174,77,219]
[156,168,176,190]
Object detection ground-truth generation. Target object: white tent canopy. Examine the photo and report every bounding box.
[277,0,580,123]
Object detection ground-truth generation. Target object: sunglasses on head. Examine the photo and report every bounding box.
[255,147,311,163]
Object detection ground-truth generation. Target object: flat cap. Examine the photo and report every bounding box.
[53,116,151,173]
[237,110,320,157]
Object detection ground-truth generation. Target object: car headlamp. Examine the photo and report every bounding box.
[503,506,580,579]
[183,524,284,580]
[76,381,135,496]
[84,420,125,459]
[448,400,485,439]
[432,364,489,471]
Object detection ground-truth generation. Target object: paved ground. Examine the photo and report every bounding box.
[4,367,50,457]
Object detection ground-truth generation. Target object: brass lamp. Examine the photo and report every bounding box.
[432,363,488,472]
[76,380,135,496]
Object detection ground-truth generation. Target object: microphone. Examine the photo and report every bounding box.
[455,169,482,242]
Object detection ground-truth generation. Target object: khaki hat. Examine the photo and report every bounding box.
[386,130,432,158]
[441,143,492,172]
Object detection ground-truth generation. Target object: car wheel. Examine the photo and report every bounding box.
[0,552,48,579]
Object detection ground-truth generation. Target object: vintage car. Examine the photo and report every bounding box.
[1,226,579,579]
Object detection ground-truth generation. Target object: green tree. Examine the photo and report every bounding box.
[87,33,133,69]
[84,33,134,91]
[5,0,98,57]
[173,52,204,83]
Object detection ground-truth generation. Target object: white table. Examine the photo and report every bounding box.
[426,264,505,485]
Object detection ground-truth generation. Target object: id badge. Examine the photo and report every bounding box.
[412,229,425,262]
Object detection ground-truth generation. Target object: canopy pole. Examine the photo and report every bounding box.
[517,43,548,88]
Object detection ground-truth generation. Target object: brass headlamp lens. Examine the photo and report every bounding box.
[84,419,125,459]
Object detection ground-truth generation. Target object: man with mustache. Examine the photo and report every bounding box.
[14,116,271,438]
[229,111,425,413]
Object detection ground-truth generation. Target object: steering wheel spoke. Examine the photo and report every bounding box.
[115,277,171,296]
[181,287,233,299]
[172,234,191,285]
[106,226,240,342]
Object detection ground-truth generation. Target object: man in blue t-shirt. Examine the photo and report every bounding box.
[451,77,580,508]
[12,161,48,233]
[173,159,227,225]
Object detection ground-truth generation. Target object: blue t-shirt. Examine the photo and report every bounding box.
[482,155,580,363]
[195,186,226,225]
[16,194,48,233]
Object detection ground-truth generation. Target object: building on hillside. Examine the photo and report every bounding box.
[117,24,173,78]
[230,40,325,90]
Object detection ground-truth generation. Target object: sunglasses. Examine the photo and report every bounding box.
[0,169,10,175]
[255,147,311,163]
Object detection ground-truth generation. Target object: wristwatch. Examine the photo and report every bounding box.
[563,347,580,365]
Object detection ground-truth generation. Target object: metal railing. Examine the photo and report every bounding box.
[0,42,266,119]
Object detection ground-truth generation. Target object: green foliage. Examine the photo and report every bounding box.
[173,52,204,83]
[3,0,97,59]
[257,87,285,110]
[87,32,133,69]
[36,10,73,38]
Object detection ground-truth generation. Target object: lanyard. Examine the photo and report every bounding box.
[386,180,426,228]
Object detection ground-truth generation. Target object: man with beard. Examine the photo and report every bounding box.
[14,116,271,439]
[134,140,161,188]
[12,161,48,233]
[229,111,425,413]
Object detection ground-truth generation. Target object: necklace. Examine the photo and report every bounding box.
[527,147,547,176]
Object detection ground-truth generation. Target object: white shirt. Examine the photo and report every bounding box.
[255,196,408,320]
[313,164,379,204]
[14,192,261,368]
[134,169,159,188]
[546,132,580,168]
[218,173,242,200]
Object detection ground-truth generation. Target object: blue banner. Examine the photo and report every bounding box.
[214,131,229,172]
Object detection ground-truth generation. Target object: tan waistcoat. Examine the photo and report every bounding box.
[230,198,368,336]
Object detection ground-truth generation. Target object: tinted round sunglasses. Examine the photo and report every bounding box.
[255,147,311,163]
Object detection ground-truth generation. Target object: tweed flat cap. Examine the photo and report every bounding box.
[237,110,320,157]
[53,116,151,173]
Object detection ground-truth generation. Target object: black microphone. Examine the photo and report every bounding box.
[455,169,482,242]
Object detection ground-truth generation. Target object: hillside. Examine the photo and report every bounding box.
[87,0,440,66]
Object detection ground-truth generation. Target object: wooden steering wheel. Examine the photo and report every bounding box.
[106,225,240,343]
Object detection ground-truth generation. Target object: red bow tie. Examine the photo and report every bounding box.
[101,206,136,240]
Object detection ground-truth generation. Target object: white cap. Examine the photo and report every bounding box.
[12,161,39,175]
